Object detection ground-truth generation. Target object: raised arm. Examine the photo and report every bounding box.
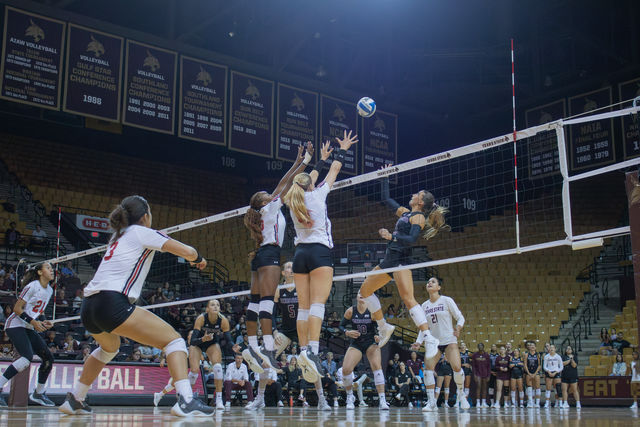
[278,142,314,198]
[309,141,334,186]
[315,130,358,188]
[271,144,306,197]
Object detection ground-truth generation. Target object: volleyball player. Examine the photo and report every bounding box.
[560,345,580,409]
[509,348,525,407]
[493,346,510,408]
[335,367,369,407]
[414,277,470,411]
[459,341,472,403]
[358,166,449,358]
[488,343,498,406]
[543,344,563,408]
[243,143,313,372]
[59,195,214,417]
[435,353,453,408]
[339,294,389,410]
[524,341,541,408]
[284,130,358,410]
[0,263,55,407]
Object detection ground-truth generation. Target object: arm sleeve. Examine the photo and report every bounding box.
[381,177,400,211]
[134,226,170,251]
[446,297,465,328]
[223,331,234,354]
[392,224,422,244]
[339,316,351,333]
[189,329,203,346]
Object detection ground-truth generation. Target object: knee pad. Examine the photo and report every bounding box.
[91,347,118,364]
[424,370,436,386]
[39,350,54,376]
[259,297,275,319]
[373,369,385,386]
[362,294,381,313]
[13,356,31,373]
[309,303,325,320]
[164,338,188,357]
[488,388,495,395]
[247,294,260,322]
[409,304,428,327]
[297,309,309,322]
[213,363,223,380]
[453,369,464,383]
[555,383,562,395]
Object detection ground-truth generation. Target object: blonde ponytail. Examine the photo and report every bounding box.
[423,206,450,240]
[284,173,313,227]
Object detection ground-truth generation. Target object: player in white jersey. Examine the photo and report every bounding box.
[0,263,55,407]
[59,195,214,418]
[242,143,313,373]
[413,277,470,411]
[542,344,563,408]
[284,130,358,411]
[630,351,640,409]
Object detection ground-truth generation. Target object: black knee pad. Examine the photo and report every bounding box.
[555,383,562,395]
[38,350,54,382]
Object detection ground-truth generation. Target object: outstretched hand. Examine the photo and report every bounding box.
[320,140,334,161]
[336,130,358,150]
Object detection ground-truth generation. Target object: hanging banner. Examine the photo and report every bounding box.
[361,110,397,174]
[619,77,640,160]
[0,6,65,110]
[320,95,358,175]
[63,23,123,122]
[122,40,177,134]
[276,83,318,162]
[178,55,227,145]
[525,99,565,178]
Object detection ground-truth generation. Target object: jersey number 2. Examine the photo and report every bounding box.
[104,241,119,261]
[431,314,438,324]
[33,300,44,314]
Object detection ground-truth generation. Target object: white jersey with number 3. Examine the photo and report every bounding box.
[260,196,286,247]
[84,225,169,302]
[5,280,53,330]
[421,295,465,346]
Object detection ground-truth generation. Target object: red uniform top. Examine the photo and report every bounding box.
[495,355,511,380]
[472,351,491,378]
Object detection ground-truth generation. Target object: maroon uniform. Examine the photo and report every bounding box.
[495,355,511,381]
[472,351,491,378]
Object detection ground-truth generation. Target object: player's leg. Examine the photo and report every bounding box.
[570,382,581,408]
[246,271,260,350]
[28,330,55,406]
[358,267,393,332]
[445,344,468,409]
[189,346,204,386]
[494,379,504,408]
[341,346,362,408]
[206,344,225,410]
[257,264,281,367]
[366,344,389,410]
[544,376,553,408]
[423,349,440,410]
[0,328,35,399]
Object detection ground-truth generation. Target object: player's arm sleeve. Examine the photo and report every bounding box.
[447,298,465,328]
[135,226,170,251]
[190,329,203,346]
[381,177,400,212]
[339,316,351,333]
[392,224,423,244]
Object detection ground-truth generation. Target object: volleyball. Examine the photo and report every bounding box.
[357,97,376,118]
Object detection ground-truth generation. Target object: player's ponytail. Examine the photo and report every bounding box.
[423,192,450,240]
[21,262,47,287]
[109,195,150,242]
[284,173,313,227]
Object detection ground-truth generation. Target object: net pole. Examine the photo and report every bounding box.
[52,207,61,320]
[511,39,521,252]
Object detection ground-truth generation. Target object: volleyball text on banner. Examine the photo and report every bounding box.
[63,23,123,122]
[361,110,397,174]
[178,55,227,145]
[122,40,177,134]
[619,77,640,160]
[524,99,565,179]
[228,71,274,158]
[276,83,318,162]
[568,86,615,171]
[320,94,358,175]
[0,6,65,110]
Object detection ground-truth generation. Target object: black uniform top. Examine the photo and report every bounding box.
[460,350,472,368]
[561,354,578,379]
[389,211,424,250]
[200,313,223,340]
[278,286,298,332]
[350,305,376,344]
[511,357,524,373]
[526,351,540,373]
[490,352,499,372]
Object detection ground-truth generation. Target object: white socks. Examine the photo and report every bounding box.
[249,336,259,350]
[174,379,193,403]
[188,371,198,386]
[73,382,90,402]
[35,383,46,394]
[309,341,319,354]
[263,334,274,351]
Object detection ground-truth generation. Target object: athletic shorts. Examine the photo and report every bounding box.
[378,247,412,270]
[81,291,136,334]
[292,243,333,274]
[349,339,377,354]
[497,373,511,381]
[195,339,220,353]
[488,375,496,388]
[545,372,561,380]
[251,244,281,271]
[280,328,298,343]
[437,363,453,377]
[437,343,456,354]
[462,367,472,376]
[511,368,523,379]
[561,376,578,384]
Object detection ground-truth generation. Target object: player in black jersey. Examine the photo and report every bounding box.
[509,348,525,407]
[358,166,449,358]
[524,341,541,407]
[273,262,298,357]
[459,341,472,403]
[339,294,389,410]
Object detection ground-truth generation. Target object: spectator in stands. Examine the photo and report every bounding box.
[2,305,11,325]
[60,261,77,278]
[56,289,69,314]
[0,331,13,359]
[387,353,400,387]
[72,289,83,314]
[150,287,168,305]
[127,349,142,362]
[286,357,306,406]
[611,354,627,376]
[62,333,80,352]
[472,342,491,408]
[326,311,341,337]
[322,352,337,377]
[600,327,612,350]
[0,304,5,326]
[4,222,21,255]
[610,328,618,341]
[44,330,60,350]
[76,345,91,361]
[29,224,47,254]
[138,344,161,362]
[0,272,7,292]
[278,353,288,370]
[612,332,631,355]
[320,355,339,408]
[263,367,284,407]
[630,351,639,409]
[223,353,253,409]
[406,351,423,385]
[393,362,412,407]
[396,303,407,319]
[384,304,396,320]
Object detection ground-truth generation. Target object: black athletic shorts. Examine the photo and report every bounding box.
[438,344,455,354]
[488,374,496,388]
[378,247,412,270]
[511,367,524,379]
[349,339,377,354]
[561,375,578,384]
[251,244,281,271]
[81,291,136,334]
[292,243,333,274]
[463,367,472,376]
[280,328,298,343]
[437,363,453,377]
[195,339,220,353]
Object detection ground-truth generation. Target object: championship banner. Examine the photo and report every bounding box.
[568,87,615,171]
[525,99,565,178]
[320,95,358,175]
[578,376,635,406]
[0,361,205,397]
[63,23,123,122]
[178,55,227,145]
[361,110,397,174]
[229,71,274,158]
[122,40,177,134]
[276,83,318,162]
[0,6,65,110]
[619,77,640,160]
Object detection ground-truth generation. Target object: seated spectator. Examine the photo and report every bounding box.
[326,311,341,337]
[611,354,627,376]
[394,362,412,405]
[72,289,83,313]
[612,332,631,355]
[285,357,306,405]
[44,330,60,350]
[610,328,618,341]
[396,303,408,319]
[385,304,396,320]
[29,224,47,254]
[138,344,161,362]
[322,352,337,378]
[278,353,288,371]
[264,367,284,407]
[76,345,91,361]
[600,327,612,349]
[223,353,253,408]
[150,287,168,305]
[61,261,77,278]
[56,289,69,314]
[406,351,423,384]
[0,331,14,358]
[161,282,174,301]
[0,304,5,326]
[61,333,80,352]
[127,349,143,362]
[4,222,21,253]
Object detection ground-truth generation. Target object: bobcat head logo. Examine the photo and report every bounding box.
[333,104,345,121]
[196,66,211,86]
[583,97,597,113]
[86,34,105,58]
[25,19,45,43]
[374,117,386,132]
[245,80,260,100]
[143,50,160,72]
[539,111,553,125]
[291,92,305,111]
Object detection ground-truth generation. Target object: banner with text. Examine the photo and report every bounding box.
[619,77,640,160]
[276,83,318,162]
[361,110,397,174]
[525,99,565,178]
[320,95,358,175]
[122,40,177,134]
[178,56,227,145]
[75,214,111,233]
[229,71,274,158]
[568,87,615,171]
[0,6,65,110]
[63,23,123,122]
[578,376,634,406]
